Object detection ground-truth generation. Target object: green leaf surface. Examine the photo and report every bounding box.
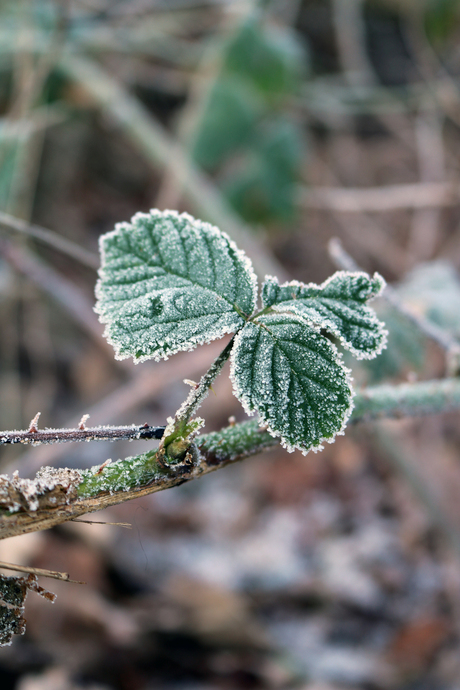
[96,210,257,362]
[230,312,353,454]
[223,118,303,224]
[262,271,387,360]
[191,76,263,171]
[424,0,460,42]
[224,16,305,99]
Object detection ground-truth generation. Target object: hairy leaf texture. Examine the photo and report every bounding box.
[262,271,387,359]
[96,210,257,362]
[230,312,353,454]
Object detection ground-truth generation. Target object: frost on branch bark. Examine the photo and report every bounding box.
[0,210,389,647]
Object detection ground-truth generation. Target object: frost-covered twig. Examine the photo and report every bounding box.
[175,338,235,424]
[0,421,165,446]
[329,237,460,374]
[351,378,460,422]
[0,561,83,584]
[2,377,459,449]
[2,377,460,540]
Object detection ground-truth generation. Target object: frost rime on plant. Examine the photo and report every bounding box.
[95,210,257,362]
[230,312,353,453]
[96,209,386,454]
[261,272,387,359]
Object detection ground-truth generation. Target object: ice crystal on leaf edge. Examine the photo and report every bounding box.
[261,271,388,360]
[95,209,258,363]
[95,209,387,456]
[229,312,355,455]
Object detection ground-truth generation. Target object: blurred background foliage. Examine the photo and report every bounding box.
[190,10,307,223]
[1,1,460,689]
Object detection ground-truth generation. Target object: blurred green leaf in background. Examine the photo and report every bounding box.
[192,12,309,226]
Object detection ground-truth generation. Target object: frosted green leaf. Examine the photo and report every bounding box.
[262,271,387,360]
[230,312,353,454]
[95,210,257,362]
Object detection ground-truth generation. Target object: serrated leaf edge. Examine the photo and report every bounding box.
[229,315,355,455]
[262,271,388,360]
[95,209,258,363]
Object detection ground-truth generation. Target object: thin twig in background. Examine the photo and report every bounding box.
[408,105,446,260]
[0,211,99,269]
[331,0,418,153]
[155,3,252,210]
[403,8,460,132]
[0,239,107,353]
[312,172,411,275]
[0,105,67,140]
[3,1,68,219]
[299,181,460,212]
[0,5,72,440]
[331,0,375,89]
[329,237,460,374]
[345,215,409,275]
[0,561,83,584]
[107,0,235,15]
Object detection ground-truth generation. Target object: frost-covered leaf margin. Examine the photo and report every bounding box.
[262,271,387,359]
[230,312,354,454]
[95,210,257,362]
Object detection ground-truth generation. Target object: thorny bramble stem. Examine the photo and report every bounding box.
[2,378,460,449]
[174,337,236,425]
[0,424,165,446]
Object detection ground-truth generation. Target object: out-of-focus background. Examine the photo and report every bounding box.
[1,0,460,687]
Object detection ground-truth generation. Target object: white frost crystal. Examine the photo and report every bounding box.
[262,271,387,359]
[0,467,82,512]
[95,209,257,362]
[230,312,354,454]
[95,210,386,455]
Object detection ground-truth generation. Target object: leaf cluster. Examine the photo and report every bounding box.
[96,210,387,454]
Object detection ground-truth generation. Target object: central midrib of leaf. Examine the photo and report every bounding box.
[108,241,246,315]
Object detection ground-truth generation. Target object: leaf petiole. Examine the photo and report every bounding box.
[175,336,236,426]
